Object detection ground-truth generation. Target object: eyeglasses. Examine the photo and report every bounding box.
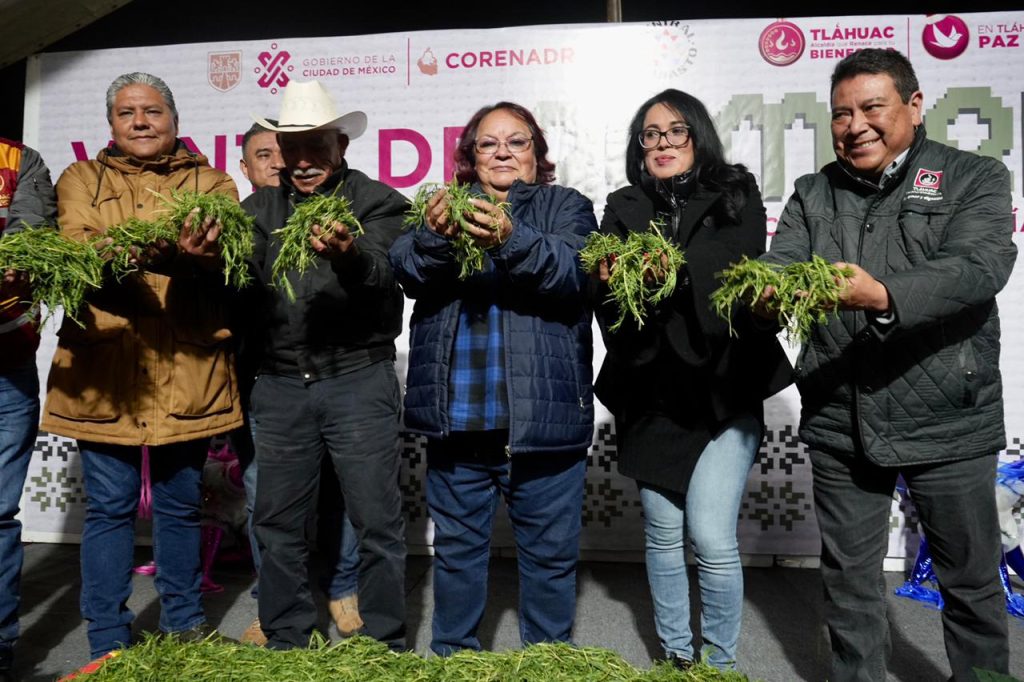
[474,136,533,155]
[638,126,690,149]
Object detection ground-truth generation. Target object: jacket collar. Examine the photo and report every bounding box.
[469,177,539,206]
[92,140,205,207]
[636,170,720,246]
[100,139,200,172]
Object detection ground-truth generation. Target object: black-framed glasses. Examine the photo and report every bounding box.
[474,136,533,155]
[638,126,690,149]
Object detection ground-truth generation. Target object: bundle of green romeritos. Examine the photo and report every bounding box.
[92,217,178,281]
[0,224,104,327]
[81,633,747,681]
[710,254,854,344]
[404,181,511,280]
[271,192,364,302]
[95,189,255,288]
[157,189,256,289]
[580,222,686,332]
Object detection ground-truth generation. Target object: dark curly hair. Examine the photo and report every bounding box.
[625,89,751,224]
[454,102,555,185]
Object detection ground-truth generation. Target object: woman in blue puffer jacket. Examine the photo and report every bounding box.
[389,101,596,656]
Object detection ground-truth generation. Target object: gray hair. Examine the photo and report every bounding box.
[105,72,179,124]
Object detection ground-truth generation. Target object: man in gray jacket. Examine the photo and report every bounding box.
[0,139,56,682]
[764,49,1016,681]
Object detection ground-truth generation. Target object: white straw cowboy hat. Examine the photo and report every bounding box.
[252,80,366,139]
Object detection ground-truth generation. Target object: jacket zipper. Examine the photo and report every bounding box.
[851,192,883,451]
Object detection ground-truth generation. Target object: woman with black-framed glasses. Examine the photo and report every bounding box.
[592,89,791,672]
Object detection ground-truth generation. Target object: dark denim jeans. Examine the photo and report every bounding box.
[78,439,209,658]
[426,431,587,656]
[0,360,39,658]
[237,436,360,600]
[811,450,1009,682]
[251,361,406,650]
[317,464,361,600]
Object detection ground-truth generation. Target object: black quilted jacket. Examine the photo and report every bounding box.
[766,129,1017,465]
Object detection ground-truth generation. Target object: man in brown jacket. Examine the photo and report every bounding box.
[41,72,243,665]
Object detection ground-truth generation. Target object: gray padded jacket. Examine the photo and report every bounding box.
[765,129,1017,465]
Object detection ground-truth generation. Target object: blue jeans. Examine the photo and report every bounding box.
[78,439,208,658]
[231,419,261,583]
[251,363,406,650]
[811,450,1008,682]
[426,431,587,655]
[0,360,39,657]
[638,414,760,670]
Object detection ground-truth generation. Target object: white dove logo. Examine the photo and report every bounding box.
[929,24,962,48]
[922,15,969,59]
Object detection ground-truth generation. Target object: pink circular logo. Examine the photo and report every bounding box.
[759,21,805,67]
[922,15,970,60]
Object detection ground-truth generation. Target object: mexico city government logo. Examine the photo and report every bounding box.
[255,43,294,94]
[759,20,805,66]
[208,51,241,92]
[922,15,969,60]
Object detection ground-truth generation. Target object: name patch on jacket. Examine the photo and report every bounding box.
[906,168,944,202]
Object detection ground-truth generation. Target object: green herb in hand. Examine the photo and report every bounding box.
[404,180,511,280]
[710,256,785,337]
[0,225,105,327]
[711,254,854,344]
[92,217,178,282]
[271,192,363,302]
[155,189,255,289]
[580,221,686,332]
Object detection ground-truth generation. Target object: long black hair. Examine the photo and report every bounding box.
[625,89,750,224]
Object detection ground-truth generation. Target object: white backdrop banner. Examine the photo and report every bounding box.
[18,13,1024,564]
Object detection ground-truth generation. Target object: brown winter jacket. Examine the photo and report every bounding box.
[41,143,243,446]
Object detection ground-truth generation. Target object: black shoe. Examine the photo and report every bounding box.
[168,623,238,645]
[667,652,695,671]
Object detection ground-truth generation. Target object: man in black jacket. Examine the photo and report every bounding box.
[764,49,1015,681]
[241,80,408,651]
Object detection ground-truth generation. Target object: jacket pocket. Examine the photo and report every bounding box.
[956,338,980,408]
[896,206,952,264]
[168,325,235,418]
[46,323,127,422]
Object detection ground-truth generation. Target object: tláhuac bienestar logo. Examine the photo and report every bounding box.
[759,20,805,66]
[923,15,970,60]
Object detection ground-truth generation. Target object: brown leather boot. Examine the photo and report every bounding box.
[239,618,267,646]
[328,594,363,636]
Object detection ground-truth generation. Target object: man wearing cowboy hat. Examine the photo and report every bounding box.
[241,80,408,651]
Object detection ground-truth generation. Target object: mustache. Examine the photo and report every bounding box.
[291,167,325,179]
